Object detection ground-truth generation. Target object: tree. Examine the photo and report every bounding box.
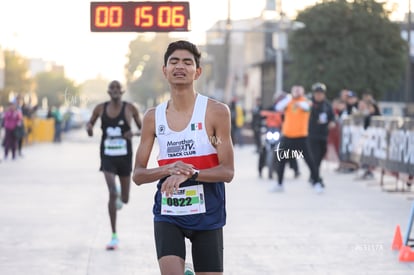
[0,50,32,104]
[125,34,176,106]
[288,0,407,99]
[34,71,79,107]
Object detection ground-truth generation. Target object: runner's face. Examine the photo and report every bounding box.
[163,50,201,85]
[108,82,123,100]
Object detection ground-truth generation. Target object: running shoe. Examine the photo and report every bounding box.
[106,237,119,250]
[184,263,195,275]
[361,170,374,180]
[116,184,123,210]
[270,184,284,193]
[314,182,325,194]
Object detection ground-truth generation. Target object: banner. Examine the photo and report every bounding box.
[340,116,414,175]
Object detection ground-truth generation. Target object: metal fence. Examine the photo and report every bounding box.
[340,115,414,176]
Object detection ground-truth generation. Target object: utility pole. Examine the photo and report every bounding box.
[406,0,412,104]
[275,0,284,95]
[223,0,232,103]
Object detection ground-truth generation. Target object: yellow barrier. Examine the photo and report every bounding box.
[26,118,55,143]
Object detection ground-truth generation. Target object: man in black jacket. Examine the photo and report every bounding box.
[308,83,335,186]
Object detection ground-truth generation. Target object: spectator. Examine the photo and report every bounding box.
[251,97,263,153]
[329,99,346,159]
[229,97,245,146]
[49,106,63,143]
[360,99,381,179]
[346,91,359,115]
[332,99,347,120]
[3,101,23,160]
[308,83,335,183]
[0,106,3,162]
[340,89,349,102]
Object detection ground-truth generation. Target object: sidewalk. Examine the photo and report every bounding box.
[0,132,413,274]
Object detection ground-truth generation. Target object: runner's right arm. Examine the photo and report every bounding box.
[86,104,103,137]
[132,108,194,186]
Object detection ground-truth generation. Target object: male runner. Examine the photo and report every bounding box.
[86,80,141,249]
[133,41,234,275]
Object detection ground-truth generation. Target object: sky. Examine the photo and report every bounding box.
[0,0,408,84]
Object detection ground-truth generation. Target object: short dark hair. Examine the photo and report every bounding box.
[164,40,201,68]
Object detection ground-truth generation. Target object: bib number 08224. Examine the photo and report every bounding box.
[166,197,192,207]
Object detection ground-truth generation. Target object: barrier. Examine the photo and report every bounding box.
[23,118,55,143]
[340,115,414,176]
[340,115,414,192]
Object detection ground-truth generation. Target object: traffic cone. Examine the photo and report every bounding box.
[399,246,414,262]
[392,225,403,250]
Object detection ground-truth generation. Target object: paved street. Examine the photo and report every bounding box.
[1,131,414,275]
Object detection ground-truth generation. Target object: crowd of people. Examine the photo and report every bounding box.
[0,96,76,162]
[0,96,38,162]
[249,83,382,192]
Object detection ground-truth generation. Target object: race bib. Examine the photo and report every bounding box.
[161,185,206,216]
[319,112,328,124]
[104,138,127,156]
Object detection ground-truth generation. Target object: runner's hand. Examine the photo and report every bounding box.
[166,161,193,176]
[161,174,189,197]
[86,123,93,137]
[123,130,133,140]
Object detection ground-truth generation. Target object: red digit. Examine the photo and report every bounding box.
[135,6,153,27]
[109,6,122,27]
[172,6,185,27]
[158,6,171,27]
[95,6,108,27]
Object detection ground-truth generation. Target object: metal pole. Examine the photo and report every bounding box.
[406,0,412,103]
[275,0,283,94]
[276,44,283,94]
[223,0,231,102]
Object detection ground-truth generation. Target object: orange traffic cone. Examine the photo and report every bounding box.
[392,225,403,250]
[399,246,414,262]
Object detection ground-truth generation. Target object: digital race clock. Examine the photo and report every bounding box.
[90,1,190,32]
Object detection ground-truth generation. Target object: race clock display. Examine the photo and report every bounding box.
[91,1,190,32]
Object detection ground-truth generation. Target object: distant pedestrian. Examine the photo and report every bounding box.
[229,97,245,146]
[251,97,263,153]
[3,102,23,160]
[51,106,63,142]
[308,83,335,183]
[273,85,323,193]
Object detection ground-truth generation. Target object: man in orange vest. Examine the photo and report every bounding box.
[272,85,324,193]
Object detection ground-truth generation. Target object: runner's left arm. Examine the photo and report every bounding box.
[124,103,142,139]
[193,101,234,183]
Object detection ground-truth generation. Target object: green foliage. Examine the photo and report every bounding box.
[288,0,407,99]
[35,71,79,107]
[125,34,176,106]
[0,50,31,104]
